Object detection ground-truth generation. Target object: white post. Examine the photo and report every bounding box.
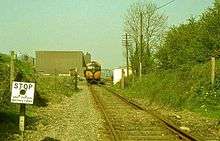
[211,57,215,87]
[139,62,142,78]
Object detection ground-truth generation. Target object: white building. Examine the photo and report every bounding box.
[113,68,132,85]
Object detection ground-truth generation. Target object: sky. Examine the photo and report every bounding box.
[0,0,214,68]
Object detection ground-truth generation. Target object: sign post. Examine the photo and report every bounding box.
[69,68,78,91]
[74,68,78,90]
[11,81,35,140]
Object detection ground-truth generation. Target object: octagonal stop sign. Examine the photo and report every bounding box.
[11,81,35,104]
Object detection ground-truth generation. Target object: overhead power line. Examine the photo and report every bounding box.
[157,0,175,9]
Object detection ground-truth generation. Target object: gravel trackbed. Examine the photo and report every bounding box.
[24,83,105,141]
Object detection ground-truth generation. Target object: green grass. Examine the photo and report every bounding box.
[121,61,220,119]
[0,52,81,140]
[0,74,79,140]
[0,53,38,139]
[36,75,78,98]
[0,111,19,140]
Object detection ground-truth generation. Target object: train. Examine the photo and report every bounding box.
[84,61,101,83]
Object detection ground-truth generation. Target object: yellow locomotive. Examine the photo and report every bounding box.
[84,61,101,83]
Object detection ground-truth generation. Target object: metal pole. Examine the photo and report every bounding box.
[140,12,143,78]
[19,104,26,141]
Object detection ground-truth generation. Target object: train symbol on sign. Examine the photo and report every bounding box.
[11,81,35,104]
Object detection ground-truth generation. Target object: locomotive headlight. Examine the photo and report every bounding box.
[94,71,101,79]
[85,71,93,78]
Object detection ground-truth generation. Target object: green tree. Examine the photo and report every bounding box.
[157,18,206,69]
[0,53,10,81]
[156,1,220,69]
[124,1,167,74]
[199,1,220,57]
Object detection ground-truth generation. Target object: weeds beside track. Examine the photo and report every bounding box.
[89,84,195,140]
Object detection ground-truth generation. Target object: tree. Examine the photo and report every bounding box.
[156,1,220,69]
[124,1,167,74]
[199,0,220,58]
[156,18,206,69]
[0,53,10,81]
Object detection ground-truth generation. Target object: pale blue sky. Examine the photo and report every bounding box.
[0,0,214,68]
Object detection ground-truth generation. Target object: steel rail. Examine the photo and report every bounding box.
[89,85,119,141]
[101,85,202,141]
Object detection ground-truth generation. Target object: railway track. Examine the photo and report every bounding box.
[89,84,201,141]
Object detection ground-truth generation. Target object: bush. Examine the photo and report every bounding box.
[124,61,220,118]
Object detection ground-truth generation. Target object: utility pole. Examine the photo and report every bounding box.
[121,69,125,89]
[140,11,143,78]
[10,51,15,91]
[137,0,174,79]
[125,33,129,78]
[122,33,131,86]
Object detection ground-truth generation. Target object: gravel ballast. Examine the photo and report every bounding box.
[122,94,220,141]
[23,82,105,141]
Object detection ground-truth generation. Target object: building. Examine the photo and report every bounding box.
[36,51,91,76]
[113,67,132,84]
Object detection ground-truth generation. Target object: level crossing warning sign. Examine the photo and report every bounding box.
[11,81,35,104]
